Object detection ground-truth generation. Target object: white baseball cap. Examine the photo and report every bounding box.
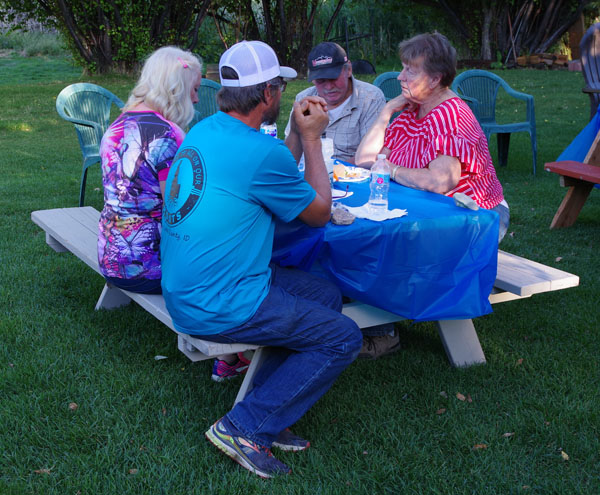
[219,40,297,87]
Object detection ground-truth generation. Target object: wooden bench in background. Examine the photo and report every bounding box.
[545,160,600,228]
[31,207,579,386]
[545,127,600,228]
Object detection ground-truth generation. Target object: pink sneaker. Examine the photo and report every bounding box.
[211,352,251,382]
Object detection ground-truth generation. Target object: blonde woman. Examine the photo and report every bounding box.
[98,46,202,294]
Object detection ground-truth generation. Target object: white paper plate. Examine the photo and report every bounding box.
[335,166,370,183]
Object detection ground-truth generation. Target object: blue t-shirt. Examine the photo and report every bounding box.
[161,112,316,335]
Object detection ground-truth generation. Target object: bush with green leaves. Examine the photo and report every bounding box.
[0,29,66,56]
[1,0,212,73]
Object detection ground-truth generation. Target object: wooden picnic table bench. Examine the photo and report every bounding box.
[545,125,600,229]
[544,160,600,228]
[31,207,579,400]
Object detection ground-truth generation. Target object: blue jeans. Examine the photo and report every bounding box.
[104,276,162,294]
[491,201,510,243]
[201,264,362,447]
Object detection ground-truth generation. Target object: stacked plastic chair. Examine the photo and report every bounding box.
[373,71,402,121]
[373,71,401,101]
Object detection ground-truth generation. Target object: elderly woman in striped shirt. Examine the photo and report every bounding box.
[355,32,509,241]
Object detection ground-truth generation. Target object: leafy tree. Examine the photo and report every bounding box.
[1,0,211,73]
[208,0,347,75]
[318,0,454,64]
[1,0,348,74]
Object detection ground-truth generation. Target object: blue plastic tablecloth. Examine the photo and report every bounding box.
[554,105,600,189]
[272,181,499,322]
[557,104,600,162]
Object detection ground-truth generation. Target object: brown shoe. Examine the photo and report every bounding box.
[358,332,401,359]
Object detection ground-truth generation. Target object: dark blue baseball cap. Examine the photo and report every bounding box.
[307,42,349,81]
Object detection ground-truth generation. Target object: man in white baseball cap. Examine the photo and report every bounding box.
[161,40,362,479]
[218,40,298,87]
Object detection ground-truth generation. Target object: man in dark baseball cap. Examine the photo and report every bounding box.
[286,41,386,165]
[286,42,399,359]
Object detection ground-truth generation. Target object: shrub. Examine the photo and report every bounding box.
[0,29,67,56]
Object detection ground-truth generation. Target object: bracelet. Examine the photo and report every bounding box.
[391,166,400,182]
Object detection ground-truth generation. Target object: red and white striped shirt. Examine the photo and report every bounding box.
[384,97,503,209]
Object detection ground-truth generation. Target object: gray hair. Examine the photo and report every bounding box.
[399,32,456,88]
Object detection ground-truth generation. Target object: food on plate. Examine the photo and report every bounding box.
[333,165,370,182]
[332,163,346,180]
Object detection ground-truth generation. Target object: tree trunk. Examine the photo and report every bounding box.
[187,0,212,51]
[324,0,347,41]
[481,6,493,60]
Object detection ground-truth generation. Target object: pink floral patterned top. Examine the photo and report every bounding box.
[97,111,185,280]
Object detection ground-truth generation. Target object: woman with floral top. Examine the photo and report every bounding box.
[98,46,202,293]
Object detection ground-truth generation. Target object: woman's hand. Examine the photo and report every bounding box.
[384,94,415,116]
[354,96,410,167]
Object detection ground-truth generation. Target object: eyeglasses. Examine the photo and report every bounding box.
[276,80,287,93]
[332,184,350,199]
[269,79,287,93]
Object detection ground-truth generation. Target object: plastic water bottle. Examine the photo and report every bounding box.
[368,154,390,215]
[260,122,277,138]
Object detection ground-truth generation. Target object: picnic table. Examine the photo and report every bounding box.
[32,177,578,401]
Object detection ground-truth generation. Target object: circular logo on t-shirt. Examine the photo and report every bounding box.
[163,146,206,226]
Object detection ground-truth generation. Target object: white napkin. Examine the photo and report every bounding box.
[345,204,408,221]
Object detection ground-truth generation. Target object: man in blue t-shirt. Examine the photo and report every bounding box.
[161,40,362,479]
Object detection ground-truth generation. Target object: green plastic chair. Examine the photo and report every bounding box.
[451,69,537,174]
[56,83,124,206]
[373,71,402,121]
[373,71,401,101]
[190,78,221,127]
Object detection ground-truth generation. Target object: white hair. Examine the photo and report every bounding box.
[124,46,203,129]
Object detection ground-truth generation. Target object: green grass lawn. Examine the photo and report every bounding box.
[1,55,599,494]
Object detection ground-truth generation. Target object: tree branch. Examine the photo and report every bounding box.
[187,0,212,51]
[324,0,346,41]
[55,0,93,65]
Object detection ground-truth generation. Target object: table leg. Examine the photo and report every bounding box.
[436,319,486,367]
[45,232,68,253]
[95,283,132,310]
[550,181,594,229]
[234,347,268,405]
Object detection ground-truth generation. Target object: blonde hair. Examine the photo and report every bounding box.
[124,46,203,129]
